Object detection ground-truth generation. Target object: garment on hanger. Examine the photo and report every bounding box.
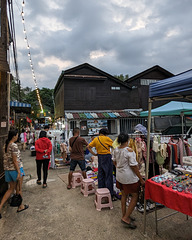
[135,137,143,164]
[128,138,138,162]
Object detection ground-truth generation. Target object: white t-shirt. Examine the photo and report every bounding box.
[113,147,139,184]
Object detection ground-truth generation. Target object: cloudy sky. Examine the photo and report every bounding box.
[12,0,192,90]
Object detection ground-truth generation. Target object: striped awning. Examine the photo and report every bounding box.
[65,110,140,120]
[10,101,31,108]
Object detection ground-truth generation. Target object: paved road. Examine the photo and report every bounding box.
[0,150,191,240]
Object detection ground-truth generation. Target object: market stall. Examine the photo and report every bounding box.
[140,101,192,116]
[144,69,192,234]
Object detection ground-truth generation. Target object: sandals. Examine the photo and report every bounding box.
[36,180,41,185]
[130,216,136,221]
[17,204,29,213]
[112,196,118,201]
[43,183,47,188]
[121,219,137,229]
[67,185,72,190]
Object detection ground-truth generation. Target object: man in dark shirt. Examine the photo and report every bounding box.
[67,127,96,189]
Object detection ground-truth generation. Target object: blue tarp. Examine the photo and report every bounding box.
[149,69,192,98]
[140,101,192,116]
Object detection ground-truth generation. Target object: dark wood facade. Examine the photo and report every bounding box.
[54,63,175,119]
[0,0,9,194]
[54,64,175,119]
[54,63,134,119]
[125,65,174,110]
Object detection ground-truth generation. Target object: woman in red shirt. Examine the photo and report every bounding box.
[35,131,52,188]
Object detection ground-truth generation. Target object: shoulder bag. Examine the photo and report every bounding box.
[98,137,108,151]
[70,136,79,148]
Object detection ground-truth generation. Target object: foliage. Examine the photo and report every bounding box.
[114,74,129,81]
[10,78,54,119]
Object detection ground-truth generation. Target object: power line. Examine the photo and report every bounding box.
[7,0,21,101]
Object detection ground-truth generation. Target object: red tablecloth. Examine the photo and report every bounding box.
[145,179,192,216]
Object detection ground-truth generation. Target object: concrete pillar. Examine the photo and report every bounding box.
[116,119,120,135]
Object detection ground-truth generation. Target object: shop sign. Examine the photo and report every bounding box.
[1,122,6,128]
[87,120,107,135]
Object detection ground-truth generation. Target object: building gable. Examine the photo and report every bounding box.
[54,63,135,113]
[55,63,131,94]
[125,65,174,87]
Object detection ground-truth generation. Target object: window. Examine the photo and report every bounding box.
[111,86,120,90]
[140,79,157,85]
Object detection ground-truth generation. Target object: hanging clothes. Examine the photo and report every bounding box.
[135,137,143,165]
[141,139,147,161]
[128,138,138,162]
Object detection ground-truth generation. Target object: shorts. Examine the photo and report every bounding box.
[70,159,86,172]
[5,170,18,182]
[116,180,140,195]
[20,167,25,177]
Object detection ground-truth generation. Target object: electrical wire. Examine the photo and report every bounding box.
[7,0,21,100]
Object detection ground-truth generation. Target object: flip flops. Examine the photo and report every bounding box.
[42,184,47,188]
[17,204,29,213]
[36,180,41,185]
[112,196,118,201]
[130,216,136,221]
[121,219,137,229]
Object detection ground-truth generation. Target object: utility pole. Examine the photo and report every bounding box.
[0,0,10,194]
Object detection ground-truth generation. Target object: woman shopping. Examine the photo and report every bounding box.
[0,130,29,219]
[113,133,145,229]
[35,131,52,188]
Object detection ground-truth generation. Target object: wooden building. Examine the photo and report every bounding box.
[54,63,145,136]
[125,65,174,110]
[0,0,10,194]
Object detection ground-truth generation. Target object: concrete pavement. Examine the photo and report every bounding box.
[0,150,191,240]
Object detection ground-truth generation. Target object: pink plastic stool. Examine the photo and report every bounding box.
[81,178,96,197]
[71,172,82,188]
[95,188,113,211]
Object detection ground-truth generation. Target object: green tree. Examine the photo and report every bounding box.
[10,77,20,101]
[114,74,129,81]
[10,78,54,120]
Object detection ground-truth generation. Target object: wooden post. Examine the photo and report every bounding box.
[143,98,153,234]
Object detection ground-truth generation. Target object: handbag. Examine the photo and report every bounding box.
[10,179,23,207]
[10,194,23,207]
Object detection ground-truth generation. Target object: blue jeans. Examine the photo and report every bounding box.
[97,154,114,196]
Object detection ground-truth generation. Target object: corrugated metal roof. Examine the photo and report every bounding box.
[65,110,140,120]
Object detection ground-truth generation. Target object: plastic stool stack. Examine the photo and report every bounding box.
[81,178,96,197]
[71,172,82,188]
[95,188,113,211]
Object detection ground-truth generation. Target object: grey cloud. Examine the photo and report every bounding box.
[13,0,192,89]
